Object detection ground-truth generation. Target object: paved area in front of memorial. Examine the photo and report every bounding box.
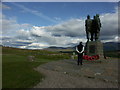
[34,58,118,88]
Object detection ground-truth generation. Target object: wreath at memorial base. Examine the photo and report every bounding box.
[83,55,99,61]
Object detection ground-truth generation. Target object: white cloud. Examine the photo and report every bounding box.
[1,5,119,49]
[100,11,118,41]
[30,26,52,37]
[1,14,32,36]
[17,29,31,39]
[114,36,120,42]
[46,19,85,37]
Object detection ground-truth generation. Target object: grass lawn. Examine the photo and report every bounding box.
[2,47,70,88]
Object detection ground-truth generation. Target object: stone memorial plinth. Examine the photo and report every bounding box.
[85,40,104,59]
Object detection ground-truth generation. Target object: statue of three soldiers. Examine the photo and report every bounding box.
[85,14,101,41]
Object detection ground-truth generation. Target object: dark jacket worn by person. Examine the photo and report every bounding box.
[76,43,84,65]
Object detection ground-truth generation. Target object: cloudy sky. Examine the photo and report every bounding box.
[1,1,119,49]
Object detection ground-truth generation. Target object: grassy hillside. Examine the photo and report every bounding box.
[104,50,120,58]
[2,46,71,88]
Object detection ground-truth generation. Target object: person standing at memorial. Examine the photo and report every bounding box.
[76,42,84,65]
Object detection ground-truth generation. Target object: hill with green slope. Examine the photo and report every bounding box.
[2,46,71,88]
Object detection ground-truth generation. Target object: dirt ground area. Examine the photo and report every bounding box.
[34,58,118,88]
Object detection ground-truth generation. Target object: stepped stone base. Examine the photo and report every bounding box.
[85,40,104,59]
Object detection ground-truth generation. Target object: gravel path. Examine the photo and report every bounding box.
[34,58,118,88]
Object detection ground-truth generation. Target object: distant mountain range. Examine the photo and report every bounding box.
[1,42,119,51]
[103,42,120,51]
[46,42,120,51]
